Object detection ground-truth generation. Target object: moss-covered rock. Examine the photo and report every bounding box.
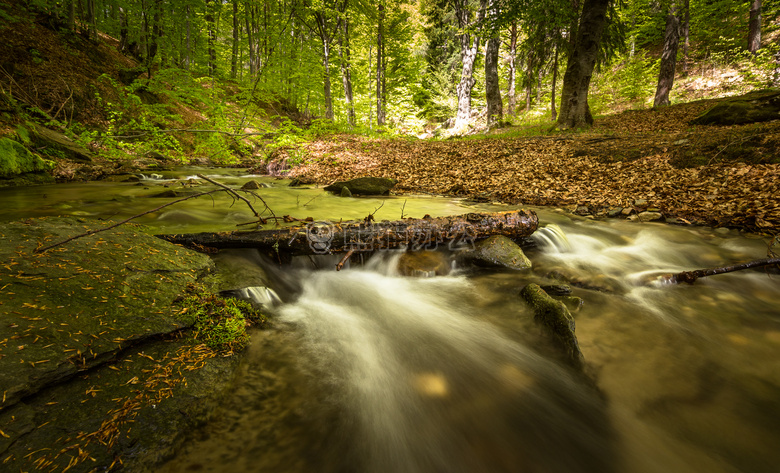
[0,137,55,179]
[469,235,532,270]
[691,89,780,126]
[324,176,397,195]
[520,283,584,370]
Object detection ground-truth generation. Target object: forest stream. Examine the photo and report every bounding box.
[2,170,780,473]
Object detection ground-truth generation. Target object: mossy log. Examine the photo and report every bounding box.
[156,210,538,255]
[520,283,584,371]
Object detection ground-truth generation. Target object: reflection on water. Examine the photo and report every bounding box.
[0,168,490,234]
[3,171,780,472]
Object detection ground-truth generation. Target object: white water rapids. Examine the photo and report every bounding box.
[158,216,780,473]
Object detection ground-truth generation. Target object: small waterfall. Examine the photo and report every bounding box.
[532,223,572,253]
[276,256,616,473]
[237,286,283,307]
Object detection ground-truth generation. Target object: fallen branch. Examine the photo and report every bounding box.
[659,258,780,285]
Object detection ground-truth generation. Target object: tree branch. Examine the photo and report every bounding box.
[660,258,780,285]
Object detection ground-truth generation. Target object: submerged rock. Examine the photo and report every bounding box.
[324,176,397,195]
[469,235,532,270]
[520,283,584,370]
[397,250,450,277]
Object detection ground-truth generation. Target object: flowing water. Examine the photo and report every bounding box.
[2,171,780,472]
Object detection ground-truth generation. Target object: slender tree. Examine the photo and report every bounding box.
[377,3,386,125]
[454,0,486,128]
[338,11,355,125]
[506,21,518,116]
[748,0,762,53]
[653,0,681,108]
[484,0,502,125]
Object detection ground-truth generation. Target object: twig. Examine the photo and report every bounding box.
[659,258,780,285]
[400,199,407,219]
[196,174,261,217]
[34,190,222,254]
[364,201,385,224]
[335,249,355,271]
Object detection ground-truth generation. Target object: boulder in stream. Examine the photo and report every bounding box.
[324,176,398,195]
[468,235,532,270]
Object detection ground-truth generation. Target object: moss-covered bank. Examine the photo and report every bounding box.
[0,217,261,472]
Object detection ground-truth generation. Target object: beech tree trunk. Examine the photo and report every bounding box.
[507,21,518,116]
[339,17,355,126]
[551,43,559,120]
[454,0,486,128]
[653,1,681,108]
[557,0,610,129]
[748,0,762,54]
[231,0,239,79]
[156,210,539,256]
[206,0,217,77]
[680,0,690,76]
[376,4,386,126]
[484,0,502,126]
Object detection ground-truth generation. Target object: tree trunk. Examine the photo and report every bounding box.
[322,40,335,120]
[454,0,487,128]
[551,43,559,120]
[376,4,386,126]
[653,1,681,108]
[339,16,355,126]
[680,0,690,76]
[156,210,539,256]
[231,0,239,79]
[206,0,217,77]
[67,0,76,31]
[748,0,762,54]
[118,6,128,53]
[556,0,610,129]
[245,4,254,75]
[484,0,502,126]
[507,21,518,116]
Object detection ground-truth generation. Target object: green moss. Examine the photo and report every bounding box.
[0,137,55,178]
[177,287,267,353]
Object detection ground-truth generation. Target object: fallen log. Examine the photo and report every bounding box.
[155,210,538,255]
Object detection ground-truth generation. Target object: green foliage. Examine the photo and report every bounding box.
[0,137,55,178]
[177,288,266,353]
[590,52,658,113]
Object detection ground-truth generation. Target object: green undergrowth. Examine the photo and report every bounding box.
[176,285,267,353]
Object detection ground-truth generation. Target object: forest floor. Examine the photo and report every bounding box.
[290,100,780,235]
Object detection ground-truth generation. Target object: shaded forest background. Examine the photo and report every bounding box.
[0,0,779,167]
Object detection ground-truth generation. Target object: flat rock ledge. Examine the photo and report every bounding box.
[0,217,238,472]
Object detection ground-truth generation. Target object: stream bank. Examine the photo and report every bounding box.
[0,217,248,472]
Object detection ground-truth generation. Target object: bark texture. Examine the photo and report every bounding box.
[556,0,610,129]
[748,0,762,53]
[156,210,539,256]
[653,1,680,108]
